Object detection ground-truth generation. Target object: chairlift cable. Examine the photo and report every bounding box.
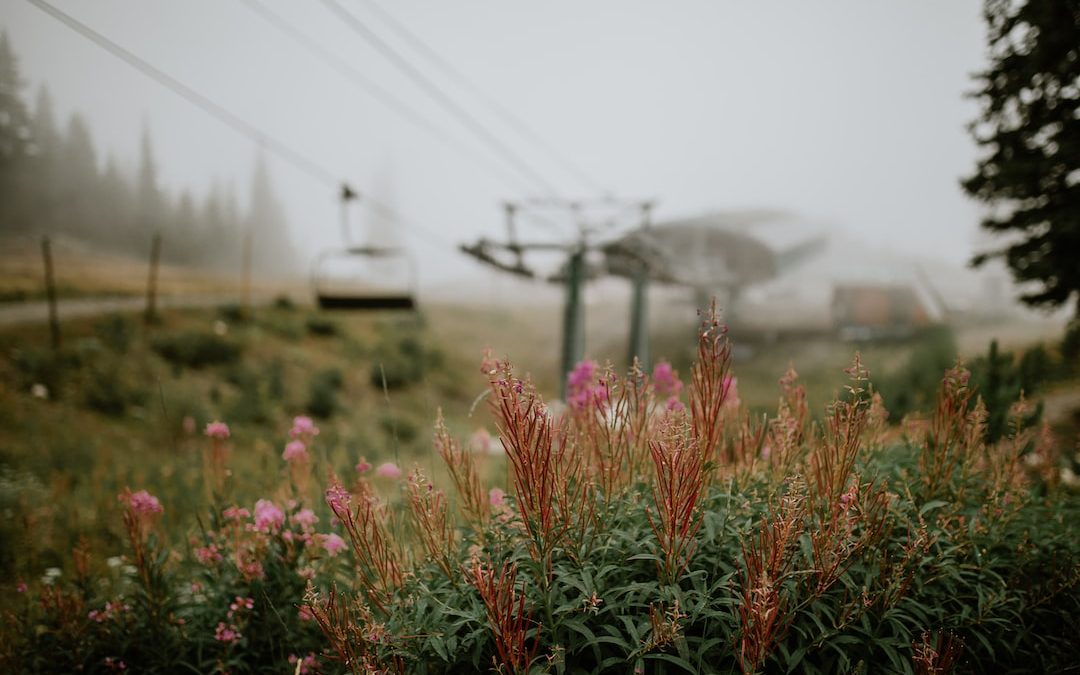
[25,0,454,250]
[320,0,564,202]
[238,0,538,196]
[355,0,608,195]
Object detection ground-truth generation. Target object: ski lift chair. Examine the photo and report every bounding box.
[312,184,418,311]
[313,246,417,310]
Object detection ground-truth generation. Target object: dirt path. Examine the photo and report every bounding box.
[0,293,271,326]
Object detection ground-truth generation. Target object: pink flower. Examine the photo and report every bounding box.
[204,421,230,440]
[222,506,250,522]
[282,440,309,463]
[253,499,285,532]
[195,544,223,566]
[289,416,319,439]
[322,532,347,557]
[375,462,403,479]
[325,483,352,515]
[16,582,27,594]
[355,458,372,474]
[567,360,609,411]
[228,596,254,618]
[652,361,684,398]
[470,428,492,454]
[298,605,315,622]
[489,487,505,507]
[123,490,164,516]
[665,396,686,413]
[288,653,319,675]
[293,509,318,529]
[214,621,241,644]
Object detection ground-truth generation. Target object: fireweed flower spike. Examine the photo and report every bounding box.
[202,420,231,496]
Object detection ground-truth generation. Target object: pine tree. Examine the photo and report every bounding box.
[0,31,34,232]
[58,113,99,239]
[244,153,294,276]
[135,124,163,250]
[963,0,1080,316]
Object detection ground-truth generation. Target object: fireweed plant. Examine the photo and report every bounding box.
[4,303,1080,674]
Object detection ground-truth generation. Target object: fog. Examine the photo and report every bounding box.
[3,0,989,288]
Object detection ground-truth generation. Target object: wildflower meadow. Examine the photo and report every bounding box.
[3,304,1079,674]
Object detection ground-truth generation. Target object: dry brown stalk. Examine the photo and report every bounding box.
[690,300,734,469]
[573,362,654,499]
[912,630,963,675]
[488,365,590,572]
[735,480,805,675]
[647,411,706,583]
[405,468,457,578]
[920,364,978,496]
[433,410,488,528]
[466,559,539,674]
[325,483,403,616]
[304,585,400,675]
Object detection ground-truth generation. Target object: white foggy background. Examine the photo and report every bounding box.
[5,0,988,294]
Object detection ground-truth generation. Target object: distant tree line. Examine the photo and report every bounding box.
[0,31,295,275]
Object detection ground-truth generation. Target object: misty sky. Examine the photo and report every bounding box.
[4,0,989,283]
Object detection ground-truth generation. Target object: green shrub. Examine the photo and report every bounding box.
[880,325,957,419]
[81,359,147,417]
[370,332,442,390]
[306,367,344,419]
[305,315,340,337]
[151,331,241,369]
[94,315,134,354]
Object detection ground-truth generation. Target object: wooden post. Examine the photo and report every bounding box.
[41,236,61,350]
[144,232,162,325]
[241,226,253,319]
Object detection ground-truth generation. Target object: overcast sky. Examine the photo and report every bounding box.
[4,0,989,283]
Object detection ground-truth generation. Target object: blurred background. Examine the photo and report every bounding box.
[0,0,1077,570]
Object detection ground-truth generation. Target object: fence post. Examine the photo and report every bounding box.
[144,232,162,324]
[41,236,61,350]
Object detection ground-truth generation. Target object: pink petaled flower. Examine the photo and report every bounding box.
[222,506,250,522]
[293,509,318,529]
[652,361,684,398]
[16,582,27,594]
[297,566,316,580]
[238,557,265,581]
[375,462,403,479]
[470,428,492,454]
[298,604,315,622]
[322,532,347,557]
[195,544,222,566]
[488,487,505,507]
[665,396,686,413]
[289,416,320,439]
[124,490,164,516]
[282,440,309,463]
[102,656,127,672]
[253,499,285,532]
[567,359,609,411]
[204,421,230,440]
[288,653,320,675]
[228,596,254,618]
[214,621,241,644]
[355,458,372,474]
[325,483,352,515]
[88,609,105,623]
